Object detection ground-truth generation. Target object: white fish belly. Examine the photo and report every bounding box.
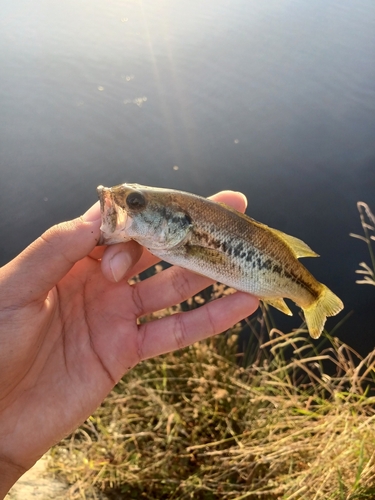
[153,248,314,306]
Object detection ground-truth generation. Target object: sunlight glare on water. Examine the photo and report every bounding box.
[0,0,374,349]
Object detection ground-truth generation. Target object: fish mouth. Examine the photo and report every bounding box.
[97,185,131,245]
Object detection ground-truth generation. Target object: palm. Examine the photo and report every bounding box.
[0,190,259,488]
[55,255,141,390]
[0,256,141,466]
[1,250,221,464]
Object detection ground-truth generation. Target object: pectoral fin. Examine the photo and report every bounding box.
[184,245,229,266]
[262,297,293,316]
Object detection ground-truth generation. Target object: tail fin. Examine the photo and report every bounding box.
[303,286,344,339]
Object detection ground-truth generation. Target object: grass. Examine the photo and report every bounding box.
[350,202,375,287]
[50,203,375,499]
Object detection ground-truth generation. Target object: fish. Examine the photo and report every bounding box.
[97,183,344,339]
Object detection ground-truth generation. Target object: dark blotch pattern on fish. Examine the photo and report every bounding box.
[282,267,319,298]
[233,243,244,257]
[190,229,320,300]
[170,213,191,227]
[246,250,256,262]
[159,206,167,219]
[273,264,283,275]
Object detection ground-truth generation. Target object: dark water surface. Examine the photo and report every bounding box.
[1,0,374,351]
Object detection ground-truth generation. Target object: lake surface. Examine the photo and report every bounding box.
[1,0,374,352]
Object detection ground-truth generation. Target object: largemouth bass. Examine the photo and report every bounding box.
[97,183,343,339]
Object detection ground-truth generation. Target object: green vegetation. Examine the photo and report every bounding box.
[50,203,375,499]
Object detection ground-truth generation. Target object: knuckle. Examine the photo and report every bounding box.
[170,267,191,304]
[173,314,188,350]
[204,306,216,336]
[131,284,145,317]
[137,323,147,361]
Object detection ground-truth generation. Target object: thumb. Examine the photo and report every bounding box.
[0,202,101,306]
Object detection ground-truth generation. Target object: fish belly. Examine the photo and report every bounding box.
[153,245,316,307]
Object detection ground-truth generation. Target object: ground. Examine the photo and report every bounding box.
[6,455,70,500]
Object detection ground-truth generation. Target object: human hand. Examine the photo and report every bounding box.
[0,190,259,495]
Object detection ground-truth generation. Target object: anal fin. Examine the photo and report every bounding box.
[262,297,293,316]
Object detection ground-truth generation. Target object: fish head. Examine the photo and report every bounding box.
[97,183,193,250]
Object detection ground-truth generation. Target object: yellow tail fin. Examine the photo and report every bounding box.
[303,286,344,339]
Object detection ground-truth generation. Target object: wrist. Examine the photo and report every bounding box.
[0,458,27,498]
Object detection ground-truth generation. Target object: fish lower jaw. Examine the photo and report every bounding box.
[99,211,133,245]
[98,231,132,245]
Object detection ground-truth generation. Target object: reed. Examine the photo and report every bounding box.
[350,202,375,287]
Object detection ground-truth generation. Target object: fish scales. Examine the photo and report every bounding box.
[97,183,343,339]
[159,199,319,304]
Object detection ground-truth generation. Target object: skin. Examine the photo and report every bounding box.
[0,190,259,497]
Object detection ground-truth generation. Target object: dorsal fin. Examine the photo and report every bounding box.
[215,201,319,259]
[270,229,319,259]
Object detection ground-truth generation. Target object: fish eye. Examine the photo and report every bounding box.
[126,191,146,209]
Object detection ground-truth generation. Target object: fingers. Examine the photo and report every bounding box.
[210,190,247,212]
[100,190,248,283]
[100,241,144,282]
[0,203,101,306]
[100,243,160,282]
[137,291,259,360]
[88,246,106,260]
[131,266,214,316]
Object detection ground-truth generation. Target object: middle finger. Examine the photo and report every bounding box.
[130,265,216,317]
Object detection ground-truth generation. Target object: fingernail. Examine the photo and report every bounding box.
[109,252,131,282]
[82,202,101,222]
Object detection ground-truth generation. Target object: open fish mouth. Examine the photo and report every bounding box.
[97,185,132,245]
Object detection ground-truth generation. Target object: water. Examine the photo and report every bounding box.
[1,0,374,351]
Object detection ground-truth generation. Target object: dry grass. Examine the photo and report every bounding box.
[50,323,375,500]
[50,203,375,499]
[350,202,375,287]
